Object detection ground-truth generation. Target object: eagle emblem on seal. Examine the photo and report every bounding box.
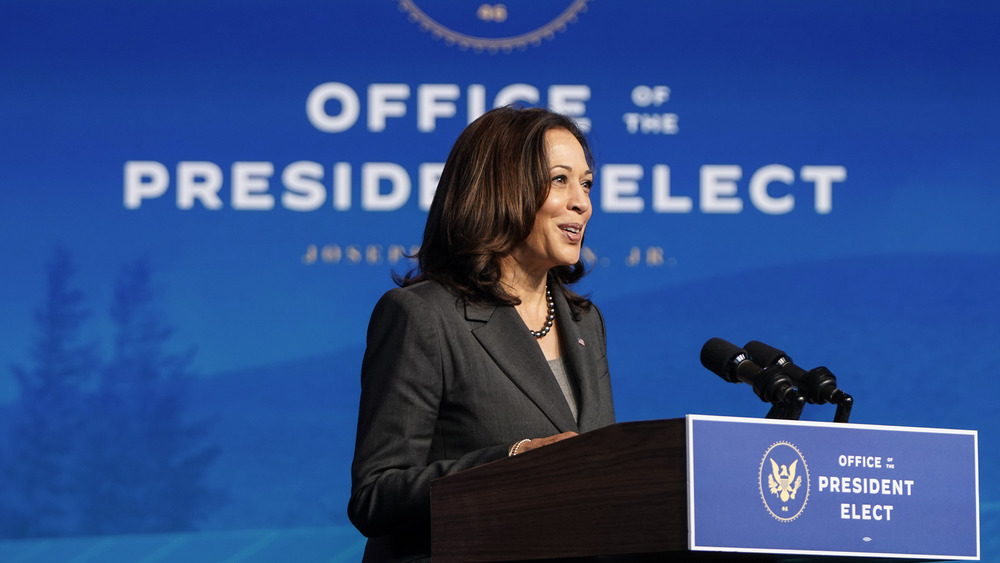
[767,458,802,502]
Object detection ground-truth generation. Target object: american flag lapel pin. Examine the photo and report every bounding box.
[578,338,586,347]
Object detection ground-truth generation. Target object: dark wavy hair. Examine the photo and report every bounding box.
[397,106,594,311]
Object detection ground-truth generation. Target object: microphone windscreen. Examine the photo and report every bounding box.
[744,340,786,366]
[700,337,743,379]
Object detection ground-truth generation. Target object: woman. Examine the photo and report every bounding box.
[349,106,615,562]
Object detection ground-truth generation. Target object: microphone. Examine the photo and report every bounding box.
[744,340,853,422]
[700,338,804,412]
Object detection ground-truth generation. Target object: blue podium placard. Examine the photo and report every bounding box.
[686,415,979,560]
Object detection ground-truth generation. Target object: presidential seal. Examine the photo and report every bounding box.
[759,441,810,522]
[397,1,591,52]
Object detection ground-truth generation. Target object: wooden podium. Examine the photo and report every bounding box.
[430,417,980,562]
[431,419,692,561]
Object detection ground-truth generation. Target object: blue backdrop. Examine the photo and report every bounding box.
[1,1,997,560]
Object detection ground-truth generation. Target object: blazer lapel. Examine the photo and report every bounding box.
[551,290,602,433]
[466,299,579,433]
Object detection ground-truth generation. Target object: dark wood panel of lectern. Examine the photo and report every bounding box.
[431,419,691,562]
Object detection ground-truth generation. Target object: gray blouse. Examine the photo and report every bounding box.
[548,356,579,422]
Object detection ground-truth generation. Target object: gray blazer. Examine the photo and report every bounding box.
[349,280,615,561]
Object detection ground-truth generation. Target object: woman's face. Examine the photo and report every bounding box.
[509,127,593,279]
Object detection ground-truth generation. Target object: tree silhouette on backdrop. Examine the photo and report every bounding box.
[0,250,219,538]
[0,247,98,536]
[78,258,220,535]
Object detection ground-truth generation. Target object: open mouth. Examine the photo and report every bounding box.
[560,223,584,239]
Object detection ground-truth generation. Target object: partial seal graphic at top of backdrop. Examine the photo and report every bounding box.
[397,0,591,52]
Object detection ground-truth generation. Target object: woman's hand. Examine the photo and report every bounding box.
[512,431,579,455]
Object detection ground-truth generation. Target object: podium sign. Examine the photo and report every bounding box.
[687,415,980,559]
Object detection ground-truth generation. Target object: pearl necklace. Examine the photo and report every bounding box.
[528,286,555,339]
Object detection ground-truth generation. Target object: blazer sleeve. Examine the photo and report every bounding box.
[348,287,511,538]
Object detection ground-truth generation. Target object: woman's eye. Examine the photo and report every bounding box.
[582,179,593,191]
[552,175,567,184]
